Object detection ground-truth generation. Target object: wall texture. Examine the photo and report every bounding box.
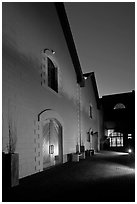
[81,76,100,150]
[2,2,100,178]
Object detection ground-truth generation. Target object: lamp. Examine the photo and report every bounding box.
[43,48,55,54]
[49,145,54,154]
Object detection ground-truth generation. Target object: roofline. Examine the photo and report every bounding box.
[90,72,100,109]
[55,3,85,87]
[84,72,100,109]
[83,72,94,77]
[101,90,135,98]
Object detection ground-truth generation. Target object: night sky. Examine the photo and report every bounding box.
[64,2,135,97]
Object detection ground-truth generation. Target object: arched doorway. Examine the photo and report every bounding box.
[42,118,63,169]
[38,110,63,170]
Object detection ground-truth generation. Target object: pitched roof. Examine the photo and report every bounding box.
[55,3,85,87]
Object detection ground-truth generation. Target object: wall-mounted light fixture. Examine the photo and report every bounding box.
[84,76,87,80]
[49,145,54,154]
[43,48,55,54]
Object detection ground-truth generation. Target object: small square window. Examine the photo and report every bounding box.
[128,133,132,139]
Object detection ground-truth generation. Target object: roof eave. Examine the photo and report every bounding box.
[55,3,85,87]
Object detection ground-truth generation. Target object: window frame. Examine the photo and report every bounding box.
[41,52,60,94]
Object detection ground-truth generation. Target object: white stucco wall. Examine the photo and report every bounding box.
[81,76,100,151]
[2,2,100,179]
[2,3,80,178]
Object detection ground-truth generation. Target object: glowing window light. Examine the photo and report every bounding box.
[111,137,116,146]
[108,129,114,137]
[128,134,132,139]
[117,137,121,146]
[121,137,123,146]
[109,134,123,147]
[114,103,126,109]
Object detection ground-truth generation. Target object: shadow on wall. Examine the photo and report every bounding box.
[3,33,40,76]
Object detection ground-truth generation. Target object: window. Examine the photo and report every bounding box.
[114,103,125,110]
[110,136,123,147]
[128,134,132,139]
[107,129,114,136]
[89,105,92,118]
[87,132,90,142]
[107,129,123,147]
[41,55,59,93]
[48,58,58,92]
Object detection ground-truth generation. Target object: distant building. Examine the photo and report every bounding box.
[82,72,101,152]
[100,91,135,152]
[2,2,101,180]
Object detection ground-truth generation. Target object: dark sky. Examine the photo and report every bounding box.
[64,2,135,97]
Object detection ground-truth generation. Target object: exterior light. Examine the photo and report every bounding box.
[84,76,87,80]
[128,149,132,153]
[49,145,54,154]
[43,48,55,54]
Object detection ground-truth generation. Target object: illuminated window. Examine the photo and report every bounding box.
[108,130,123,147]
[114,103,125,110]
[128,134,132,139]
[107,129,114,136]
[117,137,121,146]
[110,137,116,147]
[48,58,58,92]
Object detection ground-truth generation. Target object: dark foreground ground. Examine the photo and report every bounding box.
[3,151,135,202]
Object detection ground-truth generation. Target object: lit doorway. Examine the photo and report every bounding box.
[42,119,63,169]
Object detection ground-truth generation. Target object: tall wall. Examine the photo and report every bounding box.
[2,2,80,178]
[2,2,101,179]
[81,76,100,150]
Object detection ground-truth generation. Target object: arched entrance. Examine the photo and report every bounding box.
[42,118,63,169]
[38,110,63,170]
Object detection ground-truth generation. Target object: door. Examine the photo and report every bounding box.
[42,119,62,169]
[92,132,98,152]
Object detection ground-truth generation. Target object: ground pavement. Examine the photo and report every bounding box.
[3,151,135,202]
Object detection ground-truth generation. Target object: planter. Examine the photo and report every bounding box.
[79,152,85,159]
[85,150,90,157]
[89,149,94,156]
[2,152,19,188]
[72,153,79,162]
[55,155,60,165]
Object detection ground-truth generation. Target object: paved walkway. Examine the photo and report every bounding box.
[3,151,135,202]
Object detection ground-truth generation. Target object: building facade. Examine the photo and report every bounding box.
[81,72,101,152]
[2,2,101,179]
[101,91,135,152]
